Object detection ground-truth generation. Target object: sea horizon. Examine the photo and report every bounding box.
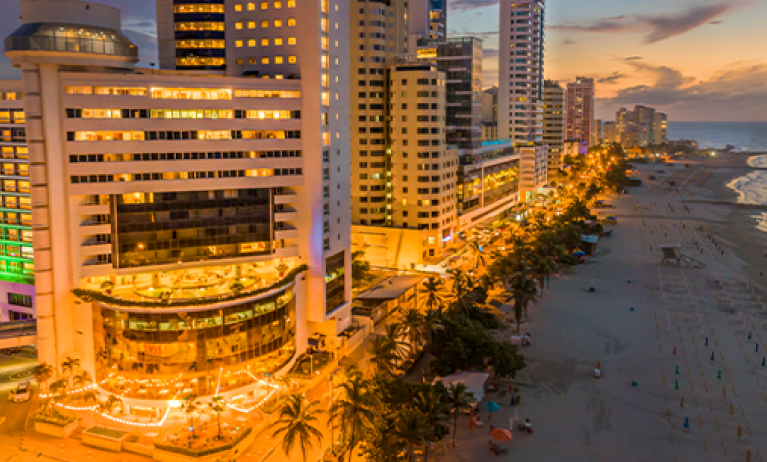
[667,121,767,152]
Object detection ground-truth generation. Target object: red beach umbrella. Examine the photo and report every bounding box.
[490,428,513,442]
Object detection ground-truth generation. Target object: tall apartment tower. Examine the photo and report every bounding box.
[602,121,617,144]
[499,0,545,144]
[5,0,351,411]
[542,80,565,170]
[633,105,655,146]
[565,76,594,147]
[349,0,409,230]
[417,37,483,149]
[158,0,352,327]
[592,119,602,146]
[410,0,446,39]
[0,82,35,322]
[654,112,668,145]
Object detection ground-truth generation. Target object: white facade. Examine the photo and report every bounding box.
[5,0,351,405]
[499,0,544,145]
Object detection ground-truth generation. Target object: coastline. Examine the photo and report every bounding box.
[694,152,767,288]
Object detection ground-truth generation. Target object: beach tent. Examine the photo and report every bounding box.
[433,372,490,404]
[580,235,599,256]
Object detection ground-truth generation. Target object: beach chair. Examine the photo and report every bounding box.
[660,244,706,269]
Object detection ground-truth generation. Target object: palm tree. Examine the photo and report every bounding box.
[270,394,325,462]
[34,363,53,396]
[208,396,228,440]
[383,322,411,361]
[448,383,472,448]
[368,336,398,377]
[447,269,476,315]
[414,387,450,461]
[81,389,100,404]
[392,409,427,462]
[49,378,69,398]
[180,397,202,439]
[399,307,424,353]
[330,372,375,462]
[97,394,123,429]
[277,375,294,400]
[466,240,487,269]
[73,371,93,389]
[509,270,540,334]
[420,277,445,312]
[61,356,81,387]
[531,255,556,297]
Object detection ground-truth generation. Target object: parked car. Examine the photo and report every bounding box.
[13,380,31,403]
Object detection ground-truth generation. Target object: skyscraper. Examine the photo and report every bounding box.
[499,0,544,144]
[5,0,352,410]
[542,80,565,170]
[565,76,594,147]
[0,82,35,322]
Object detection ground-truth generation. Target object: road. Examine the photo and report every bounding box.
[0,350,39,448]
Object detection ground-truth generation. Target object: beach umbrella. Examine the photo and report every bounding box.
[482,401,500,413]
[490,428,513,442]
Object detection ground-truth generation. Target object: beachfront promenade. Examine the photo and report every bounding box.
[446,157,767,461]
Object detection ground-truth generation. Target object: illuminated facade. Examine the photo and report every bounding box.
[5,0,351,410]
[499,0,544,144]
[542,80,565,170]
[0,81,35,322]
[565,76,594,147]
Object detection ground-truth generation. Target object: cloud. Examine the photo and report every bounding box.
[598,72,626,84]
[563,39,577,45]
[625,56,644,61]
[597,60,767,121]
[449,0,498,12]
[709,20,724,25]
[551,1,747,44]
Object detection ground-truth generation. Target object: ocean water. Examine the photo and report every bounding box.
[668,122,767,152]
[726,154,767,233]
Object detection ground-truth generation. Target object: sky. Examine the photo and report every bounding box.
[1,0,766,121]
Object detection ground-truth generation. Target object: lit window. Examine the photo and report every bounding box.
[261,20,269,28]
[261,38,269,46]
[288,18,296,26]
[288,36,296,45]
[236,58,243,65]
[235,22,243,29]
[248,21,256,29]
[248,2,256,9]
[261,1,268,8]
[275,56,284,64]
[288,0,295,6]
[248,39,256,47]
[275,0,282,8]
[288,55,297,63]
[261,57,270,64]
[235,40,243,47]
[274,38,283,46]
[274,19,283,27]
[234,3,242,11]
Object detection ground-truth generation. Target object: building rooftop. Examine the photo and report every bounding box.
[355,276,425,301]
[5,22,138,58]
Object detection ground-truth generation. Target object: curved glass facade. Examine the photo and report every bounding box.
[93,285,296,400]
[4,23,138,58]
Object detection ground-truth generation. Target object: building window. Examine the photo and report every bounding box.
[288,37,296,45]
[288,18,296,26]
[234,3,242,11]
[288,56,296,63]
[235,40,243,47]
[248,21,256,29]
[235,22,243,29]
[274,38,283,46]
[8,292,33,307]
[274,19,283,27]
[248,39,256,47]
[275,56,283,64]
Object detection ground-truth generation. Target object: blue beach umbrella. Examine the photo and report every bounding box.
[482,401,500,413]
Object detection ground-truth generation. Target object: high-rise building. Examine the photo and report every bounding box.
[5,0,352,410]
[654,112,668,145]
[410,0,447,39]
[602,121,617,144]
[0,82,35,322]
[542,80,565,170]
[482,86,498,123]
[616,107,631,135]
[633,105,655,146]
[499,0,544,144]
[592,119,602,146]
[565,76,594,147]
[417,37,483,149]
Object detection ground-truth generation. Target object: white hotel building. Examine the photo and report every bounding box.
[4,0,351,412]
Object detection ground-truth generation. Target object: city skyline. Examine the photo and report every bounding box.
[2,0,765,122]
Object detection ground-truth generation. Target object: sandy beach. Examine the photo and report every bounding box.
[444,154,767,461]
